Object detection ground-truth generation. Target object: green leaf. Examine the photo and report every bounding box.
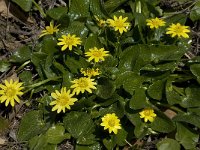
[77,134,96,145]
[0,61,10,72]
[103,138,116,150]
[63,111,94,139]
[113,128,128,146]
[190,1,200,22]
[188,107,200,116]
[165,14,187,25]
[181,86,200,108]
[10,46,31,63]
[156,138,180,150]
[18,71,33,85]
[151,112,175,133]
[68,0,90,20]
[18,111,45,141]
[41,36,58,54]
[29,134,57,150]
[147,80,165,100]
[130,88,149,110]
[123,74,145,95]
[76,142,101,150]
[46,7,68,20]
[175,123,199,149]
[59,21,88,38]
[65,55,89,73]
[190,64,200,83]
[118,46,140,72]
[96,78,116,99]
[46,125,71,144]
[90,0,106,18]
[141,62,177,72]
[29,134,48,150]
[166,80,182,105]
[104,0,128,13]
[84,34,102,51]
[12,0,32,12]
[173,113,200,128]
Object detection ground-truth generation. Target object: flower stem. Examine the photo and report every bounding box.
[16,60,31,73]
[24,76,61,94]
[32,0,46,18]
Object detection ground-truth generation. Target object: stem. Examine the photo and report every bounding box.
[32,0,46,18]
[172,86,185,97]
[24,76,61,94]
[162,1,196,19]
[156,102,184,113]
[16,60,31,73]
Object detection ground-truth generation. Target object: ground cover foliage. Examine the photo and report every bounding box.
[1,0,200,149]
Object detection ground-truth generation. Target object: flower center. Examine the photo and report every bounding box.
[92,51,103,57]
[46,27,54,34]
[108,119,115,127]
[175,26,183,34]
[65,37,74,45]
[115,20,124,28]
[58,96,69,105]
[144,110,151,116]
[78,79,89,88]
[5,87,16,97]
[152,21,160,27]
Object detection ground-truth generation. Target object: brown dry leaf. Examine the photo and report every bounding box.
[0,0,14,18]
[0,137,6,145]
[164,109,177,119]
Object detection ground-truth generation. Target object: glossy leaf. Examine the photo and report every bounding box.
[19,71,33,85]
[76,142,101,150]
[10,46,31,63]
[190,1,200,22]
[181,86,200,108]
[147,80,165,100]
[151,112,175,133]
[63,111,94,139]
[166,80,182,105]
[46,125,71,144]
[113,128,128,146]
[96,78,116,99]
[18,111,45,141]
[68,0,90,20]
[12,0,32,12]
[130,88,149,110]
[156,138,180,150]
[173,113,200,128]
[46,7,68,20]
[90,0,106,17]
[175,123,199,149]
[0,61,10,72]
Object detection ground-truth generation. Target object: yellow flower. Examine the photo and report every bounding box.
[80,68,100,78]
[166,23,190,38]
[94,15,106,27]
[50,87,77,113]
[139,108,157,123]
[0,79,24,107]
[107,15,130,34]
[85,47,109,63]
[57,34,82,51]
[70,77,97,95]
[100,113,122,134]
[40,21,60,37]
[146,17,166,29]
